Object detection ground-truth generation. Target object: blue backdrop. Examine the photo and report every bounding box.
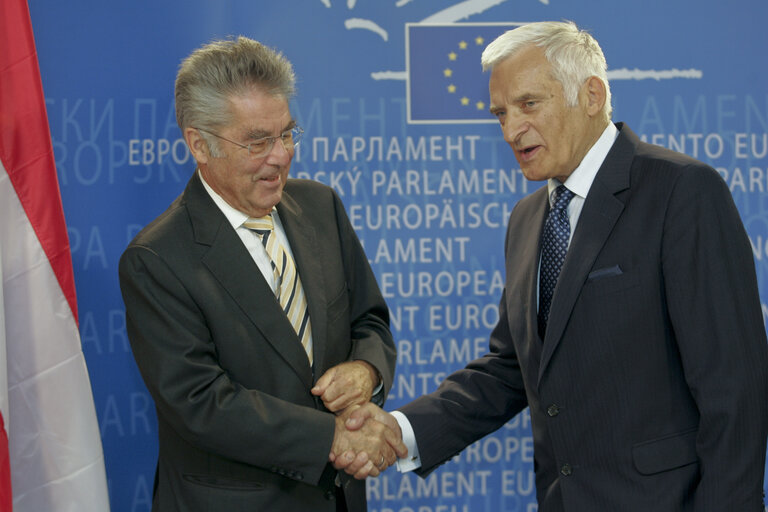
[27,1,768,510]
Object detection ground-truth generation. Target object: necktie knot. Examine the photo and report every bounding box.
[243,215,275,245]
[243,214,274,232]
[552,185,574,215]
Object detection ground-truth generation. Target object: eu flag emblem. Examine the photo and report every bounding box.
[407,23,522,124]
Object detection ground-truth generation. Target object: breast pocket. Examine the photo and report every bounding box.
[583,265,640,297]
[326,285,349,323]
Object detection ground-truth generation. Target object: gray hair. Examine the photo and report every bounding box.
[175,36,296,155]
[481,21,612,118]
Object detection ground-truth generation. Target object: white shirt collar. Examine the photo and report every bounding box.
[547,122,619,203]
[197,169,274,229]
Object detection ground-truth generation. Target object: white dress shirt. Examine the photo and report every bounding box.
[198,171,316,355]
[199,171,384,398]
[199,171,297,292]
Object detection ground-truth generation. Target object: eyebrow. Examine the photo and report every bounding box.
[489,93,549,114]
[244,119,297,140]
[514,93,542,103]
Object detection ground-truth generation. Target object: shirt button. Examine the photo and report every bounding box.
[560,463,573,476]
[546,404,561,417]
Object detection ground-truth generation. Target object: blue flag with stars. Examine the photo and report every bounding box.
[407,23,522,124]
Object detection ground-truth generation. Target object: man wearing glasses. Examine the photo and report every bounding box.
[119,37,403,512]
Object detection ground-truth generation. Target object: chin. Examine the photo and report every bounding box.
[265,191,283,209]
[520,168,547,182]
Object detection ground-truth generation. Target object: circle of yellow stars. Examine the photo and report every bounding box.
[444,36,486,111]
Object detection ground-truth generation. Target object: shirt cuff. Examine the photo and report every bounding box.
[391,411,422,472]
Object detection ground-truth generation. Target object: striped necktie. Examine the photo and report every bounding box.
[243,214,313,365]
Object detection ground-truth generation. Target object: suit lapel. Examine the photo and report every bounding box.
[505,187,550,386]
[538,124,635,384]
[185,174,314,388]
[507,187,549,345]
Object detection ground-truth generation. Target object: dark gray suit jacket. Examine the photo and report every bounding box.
[119,174,395,512]
[399,123,768,511]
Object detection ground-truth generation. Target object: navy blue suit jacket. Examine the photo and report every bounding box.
[399,123,768,511]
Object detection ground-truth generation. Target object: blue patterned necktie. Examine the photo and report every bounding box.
[538,185,575,338]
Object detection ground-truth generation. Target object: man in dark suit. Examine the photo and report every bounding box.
[119,37,403,512]
[341,21,768,510]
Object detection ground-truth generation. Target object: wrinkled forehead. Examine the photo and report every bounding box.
[489,49,559,98]
[224,90,293,137]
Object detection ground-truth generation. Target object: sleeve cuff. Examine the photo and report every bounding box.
[391,411,422,473]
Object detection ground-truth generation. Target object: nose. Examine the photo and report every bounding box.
[265,136,293,165]
[503,113,528,147]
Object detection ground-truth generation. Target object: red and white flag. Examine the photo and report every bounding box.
[0,0,111,510]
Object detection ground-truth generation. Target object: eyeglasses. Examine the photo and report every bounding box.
[195,125,303,158]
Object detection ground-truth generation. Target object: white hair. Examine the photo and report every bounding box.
[482,21,612,117]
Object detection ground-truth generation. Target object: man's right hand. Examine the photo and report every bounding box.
[330,404,407,479]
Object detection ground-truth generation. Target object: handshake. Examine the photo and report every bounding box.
[310,360,408,479]
[329,403,408,479]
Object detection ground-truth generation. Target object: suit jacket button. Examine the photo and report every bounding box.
[560,463,572,476]
[324,490,336,501]
[295,472,303,481]
[546,404,560,417]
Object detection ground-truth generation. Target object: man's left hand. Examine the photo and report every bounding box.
[312,361,379,412]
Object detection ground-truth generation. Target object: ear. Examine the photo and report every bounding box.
[184,126,210,165]
[582,76,606,117]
